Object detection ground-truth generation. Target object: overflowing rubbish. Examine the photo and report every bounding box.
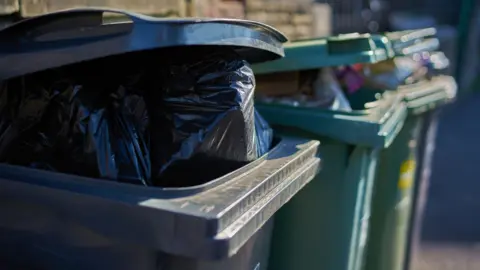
[256,68,353,111]
[256,51,449,111]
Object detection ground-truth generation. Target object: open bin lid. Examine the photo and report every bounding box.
[385,28,439,56]
[252,33,392,75]
[0,7,287,81]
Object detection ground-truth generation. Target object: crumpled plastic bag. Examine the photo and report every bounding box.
[0,48,273,187]
[0,71,151,186]
[147,49,273,187]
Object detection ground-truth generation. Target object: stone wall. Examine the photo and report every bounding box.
[245,0,314,40]
[0,0,187,18]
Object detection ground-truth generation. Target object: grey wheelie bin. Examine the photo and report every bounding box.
[251,34,406,270]
[0,8,321,270]
[358,28,457,270]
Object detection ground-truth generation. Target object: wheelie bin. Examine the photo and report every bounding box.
[252,34,406,270]
[0,8,322,270]
[360,29,457,270]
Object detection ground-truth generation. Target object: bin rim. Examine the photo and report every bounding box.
[358,76,457,116]
[385,28,439,56]
[385,28,437,43]
[0,136,321,260]
[256,92,407,148]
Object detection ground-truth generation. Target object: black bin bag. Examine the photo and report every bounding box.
[0,47,273,187]
[0,68,151,186]
[148,48,273,187]
[0,7,286,187]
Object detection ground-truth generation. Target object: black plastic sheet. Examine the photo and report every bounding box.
[0,71,151,186]
[0,48,273,187]
[148,49,272,187]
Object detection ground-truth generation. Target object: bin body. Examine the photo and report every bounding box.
[363,76,456,270]
[251,33,405,270]
[0,208,273,270]
[403,110,440,270]
[363,116,422,270]
[0,8,317,270]
[0,137,320,270]
[268,142,378,270]
[256,93,406,270]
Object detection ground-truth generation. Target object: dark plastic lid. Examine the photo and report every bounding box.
[0,7,287,81]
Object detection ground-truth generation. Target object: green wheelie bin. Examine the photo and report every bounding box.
[252,34,406,270]
[361,29,458,270]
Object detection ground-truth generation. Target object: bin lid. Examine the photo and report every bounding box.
[0,7,287,81]
[398,75,457,115]
[386,28,437,43]
[394,38,440,56]
[386,28,439,56]
[252,33,392,75]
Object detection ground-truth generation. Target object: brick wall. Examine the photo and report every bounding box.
[0,0,187,18]
[245,0,314,40]
[192,0,245,19]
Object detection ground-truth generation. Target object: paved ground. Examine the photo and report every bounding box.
[412,92,480,270]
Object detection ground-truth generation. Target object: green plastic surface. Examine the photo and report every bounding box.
[364,116,423,270]
[257,89,407,270]
[371,35,395,59]
[252,34,391,75]
[268,144,379,270]
[256,93,407,148]
[386,28,439,56]
[398,76,456,114]
[350,76,456,116]
[394,38,440,56]
[363,76,456,270]
[386,28,437,44]
[252,29,451,270]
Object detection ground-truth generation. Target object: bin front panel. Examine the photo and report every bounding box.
[364,117,422,270]
[268,144,379,270]
[0,137,320,263]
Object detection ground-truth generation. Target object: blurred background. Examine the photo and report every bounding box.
[0,0,478,269]
[0,0,476,99]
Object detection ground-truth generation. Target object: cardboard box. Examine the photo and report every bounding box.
[256,72,300,97]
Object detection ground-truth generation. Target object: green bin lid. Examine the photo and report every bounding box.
[386,28,439,56]
[354,76,456,117]
[397,75,457,115]
[386,28,437,43]
[252,33,394,75]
